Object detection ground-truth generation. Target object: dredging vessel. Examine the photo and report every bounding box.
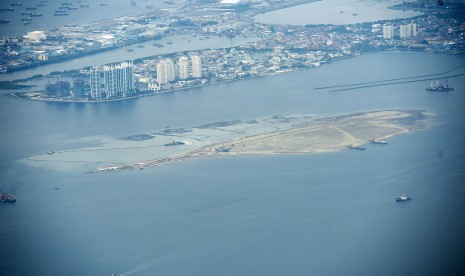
[426,80,454,92]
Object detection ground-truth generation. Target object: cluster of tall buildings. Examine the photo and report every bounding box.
[90,60,134,99]
[45,80,70,97]
[156,55,202,85]
[382,23,417,40]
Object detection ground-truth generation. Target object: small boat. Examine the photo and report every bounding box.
[0,19,10,23]
[396,193,411,202]
[164,141,185,146]
[47,150,55,155]
[0,193,16,203]
[30,13,42,17]
[348,144,366,150]
[370,139,387,145]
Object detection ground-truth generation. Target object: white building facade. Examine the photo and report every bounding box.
[90,60,134,99]
[156,59,175,84]
[178,56,189,80]
[382,25,394,39]
[191,55,202,78]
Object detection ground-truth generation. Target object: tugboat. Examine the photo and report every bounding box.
[0,193,16,203]
[426,80,454,92]
[396,193,411,202]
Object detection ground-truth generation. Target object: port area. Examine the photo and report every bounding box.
[83,110,427,173]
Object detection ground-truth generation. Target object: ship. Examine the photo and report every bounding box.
[396,193,411,202]
[54,11,69,16]
[348,144,366,150]
[164,141,185,146]
[426,80,454,92]
[0,193,16,203]
[369,139,387,145]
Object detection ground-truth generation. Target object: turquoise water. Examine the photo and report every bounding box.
[1,52,465,275]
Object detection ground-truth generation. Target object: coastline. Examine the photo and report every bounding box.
[85,109,428,173]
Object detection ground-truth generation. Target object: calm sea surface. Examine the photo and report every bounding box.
[1,51,465,276]
[1,1,465,275]
[255,0,423,25]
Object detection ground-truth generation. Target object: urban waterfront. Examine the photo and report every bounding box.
[1,0,465,275]
[1,51,465,275]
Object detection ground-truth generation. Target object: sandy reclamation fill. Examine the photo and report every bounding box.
[92,109,428,172]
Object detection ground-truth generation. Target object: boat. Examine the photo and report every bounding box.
[11,3,23,6]
[164,141,185,146]
[47,150,55,155]
[153,43,163,47]
[0,8,14,11]
[20,12,31,15]
[22,18,32,21]
[126,49,134,52]
[0,19,10,23]
[0,193,16,203]
[23,21,31,25]
[369,139,387,145]
[54,11,69,15]
[396,193,411,202]
[26,7,37,10]
[214,145,231,152]
[426,80,454,92]
[30,13,42,17]
[348,144,366,150]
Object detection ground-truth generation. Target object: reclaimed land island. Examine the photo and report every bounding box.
[87,109,428,173]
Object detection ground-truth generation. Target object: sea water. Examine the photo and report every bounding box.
[1,52,465,275]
